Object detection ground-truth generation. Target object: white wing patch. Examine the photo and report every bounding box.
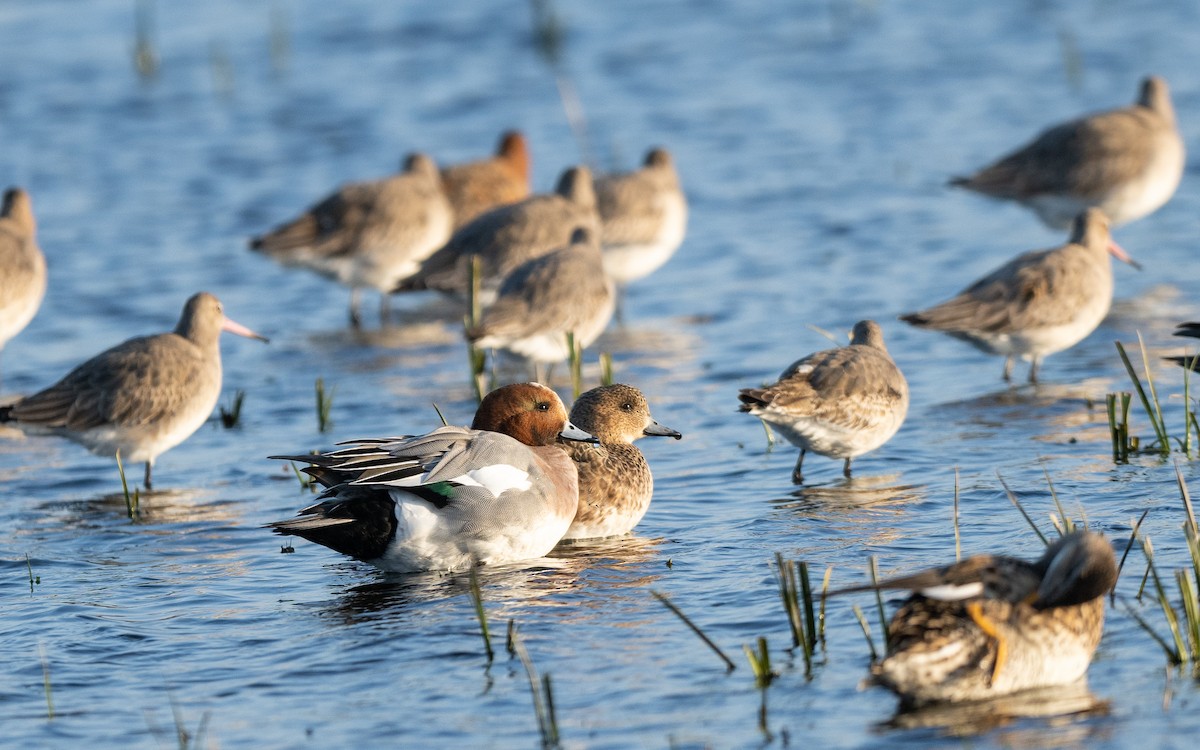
[449,464,531,496]
[918,581,984,601]
[392,494,441,543]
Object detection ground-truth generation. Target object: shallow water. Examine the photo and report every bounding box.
[3,1,1200,747]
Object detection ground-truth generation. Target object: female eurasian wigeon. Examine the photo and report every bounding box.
[595,147,687,288]
[0,292,267,489]
[0,188,46,358]
[395,165,599,305]
[440,130,531,230]
[835,530,1116,706]
[559,384,681,541]
[249,152,453,327]
[466,227,615,379]
[738,320,908,483]
[900,208,1139,383]
[267,382,597,573]
[951,76,1184,229]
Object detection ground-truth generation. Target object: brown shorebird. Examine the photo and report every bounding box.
[951,76,1184,229]
[250,153,453,327]
[900,208,1138,383]
[466,227,615,380]
[738,320,908,483]
[595,147,687,288]
[440,130,531,230]
[0,188,46,361]
[268,382,597,573]
[559,384,681,541]
[0,292,267,489]
[835,530,1116,707]
[395,165,599,305]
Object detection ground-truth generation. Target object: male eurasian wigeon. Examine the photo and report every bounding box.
[900,208,1138,383]
[466,227,615,379]
[951,76,1184,229]
[0,188,46,358]
[268,382,597,573]
[395,165,599,306]
[738,320,908,483]
[834,530,1115,706]
[559,384,681,541]
[0,292,268,489]
[440,130,531,230]
[595,147,687,288]
[249,152,453,327]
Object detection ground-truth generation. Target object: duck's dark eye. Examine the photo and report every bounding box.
[535,401,550,411]
[621,402,634,411]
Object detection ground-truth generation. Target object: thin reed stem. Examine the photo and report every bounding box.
[1113,509,1149,602]
[510,628,560,748]
[818,566,832,647]
[431,402,449,427]
[116,450,140,519]
[953,467,961,561]
[997,472,1047,545]
[468,568,494,663]
[1115,339,1170,453]
[1142,536,1188,663]
[651,590,736,671]
[851,605,878,662]
[599,352,613,386]
[868,557,889,644]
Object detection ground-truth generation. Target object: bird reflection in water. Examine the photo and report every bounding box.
[878,681,1110,745]
[324,535,664,626]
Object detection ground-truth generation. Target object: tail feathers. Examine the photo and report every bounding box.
[269,515,356,534]
[737,388,770,412]
[1174,322,1200,340]
[393,274,429,293]
[945,164,1028,199]
[250,214,320,254]
[898,312,930,327]
[1165,355,1200,371]
[267,490,398,561]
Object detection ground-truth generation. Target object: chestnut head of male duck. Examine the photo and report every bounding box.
[472,380,589,444]
[268,382,597,573]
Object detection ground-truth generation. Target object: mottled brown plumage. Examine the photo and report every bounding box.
[900,208,1137,382]
[466,228,615,369]
[560,384,681,540]
[738,320,908,483]
[0,293,267,488]
[595,147,687,285]
[840,531,1116,707]
[250,153,452,326]
[952,76,1184,228]
[396,165,599,304]
[440,130,531,230]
